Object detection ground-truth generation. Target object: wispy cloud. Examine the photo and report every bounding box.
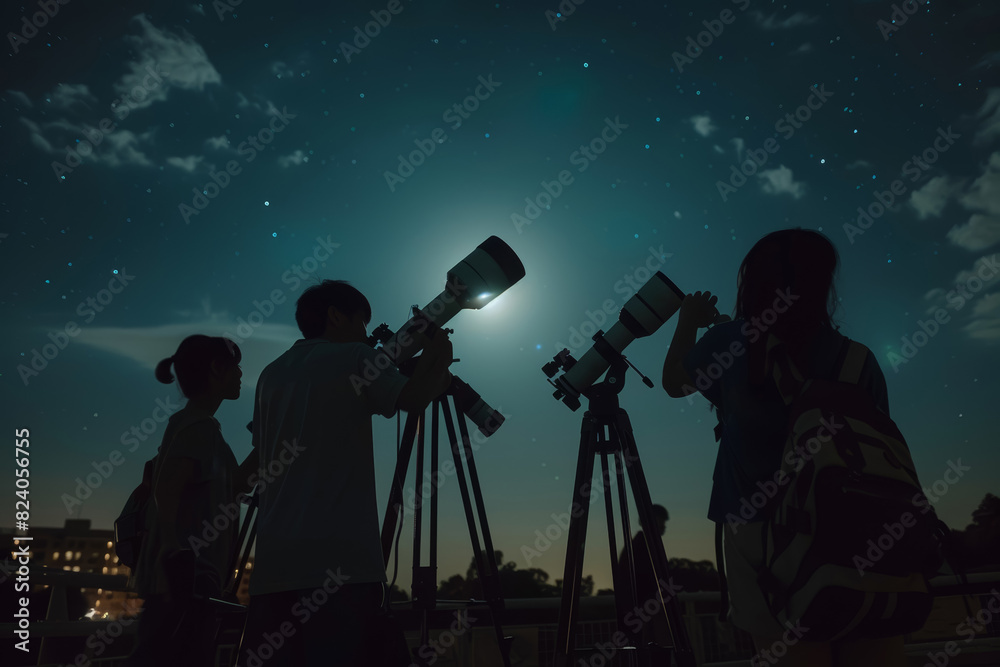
[758,165,805,199]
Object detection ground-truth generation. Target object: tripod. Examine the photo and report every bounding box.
[380,373,514,667]
[550,357,696,667]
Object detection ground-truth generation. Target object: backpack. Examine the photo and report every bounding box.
[743,332,949,641]
[114,455,158,571]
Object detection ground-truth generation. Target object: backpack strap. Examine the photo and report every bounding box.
[836,339,866,386]
[715,522,730,622]
[763,333,806,407]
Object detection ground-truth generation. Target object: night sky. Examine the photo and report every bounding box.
[2,0,999,595]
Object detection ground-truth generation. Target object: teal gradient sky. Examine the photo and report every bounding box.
[2,0,999,595]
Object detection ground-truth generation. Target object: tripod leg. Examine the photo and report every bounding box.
[614,409,697,667]
[453,404,513,666]
[439,399,512,667]
[381,409,422,566]
[553,413,601,667]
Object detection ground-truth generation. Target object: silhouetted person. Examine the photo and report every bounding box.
[240,280,452,667]
[129,335,256,667]
[956,493,1000,571]
[618,504,670,649]
[661,229,903,666]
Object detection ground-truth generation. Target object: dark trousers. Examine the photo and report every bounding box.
[238,582,409,667]
[128,594,219,667]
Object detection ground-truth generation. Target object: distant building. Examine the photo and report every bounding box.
[4,519,136,619]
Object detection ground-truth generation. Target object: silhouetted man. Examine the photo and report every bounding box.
[239,280,452,667]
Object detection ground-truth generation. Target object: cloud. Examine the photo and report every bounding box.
[757,165,805,199]
[72,307,302,386]
[49,83,97,111]
[205,135,230,150]
[846,159,872,170]
[271,61,294,79]
[166,155,204,172]
[5,90,33,109]
[731,137,745,162]
[922,255,1000,343]
[948,152,1000,251]
[753,12,821,30]
[116,14,222,111]
[948,215,1000,252]
[789,42,813,55]
[278,150,308,167]
[909,176,964,219]
[21,118,54,153]
[973,88,1000,146]
[690,114,716,137]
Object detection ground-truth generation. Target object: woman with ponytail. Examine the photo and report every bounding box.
[129,335,255,667]
[661,229,902,666]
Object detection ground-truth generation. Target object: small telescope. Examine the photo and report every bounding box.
[543,271,725,411]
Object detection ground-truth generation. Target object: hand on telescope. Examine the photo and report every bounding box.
[425,326,454,364]
[679,291,721,329]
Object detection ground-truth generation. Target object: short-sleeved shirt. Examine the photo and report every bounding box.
[249,339,409,595]
[133,406,239,597]
[681,320,889,524]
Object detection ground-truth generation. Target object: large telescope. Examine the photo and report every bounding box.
[371,236,525,366]
[366,236,525,436]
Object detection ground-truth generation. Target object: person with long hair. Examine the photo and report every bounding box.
[661,229,903,666]
[128,334,256,667]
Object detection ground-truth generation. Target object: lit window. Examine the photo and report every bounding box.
[102,567,108,574]
[72,566,80,572]
[106,541,113,549]
[53,552,60,561]
[104,554,110,561]
[111,567,118,575]
[96,600,101,607]
[75,551,82,560]
[64,551,72,560]
[63,566,71,571]
[98,588,103,594]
